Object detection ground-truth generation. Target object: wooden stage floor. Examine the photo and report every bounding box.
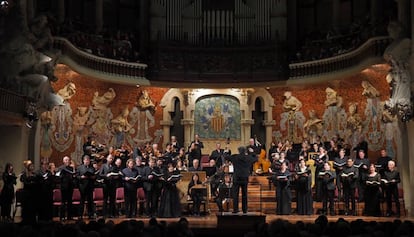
[49,212,413,229]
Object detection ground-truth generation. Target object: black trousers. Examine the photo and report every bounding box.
[343,185,356,212]
[385,185,400,215]
[232,177,248,213]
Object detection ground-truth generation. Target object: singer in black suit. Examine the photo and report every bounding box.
[226,146,258,213]
[77,155,96,219]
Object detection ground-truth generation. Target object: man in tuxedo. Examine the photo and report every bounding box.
[226,146,257,213]
[76,155,96,219]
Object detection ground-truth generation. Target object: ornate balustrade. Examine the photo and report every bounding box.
[53,36,391,86]
[289,36,391,79]
[53,37,148,83]
[0,88,26,115]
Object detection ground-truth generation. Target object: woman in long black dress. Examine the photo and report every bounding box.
[295,158,313,215]
[0,163,17,221]
[364,163,381,216]
[272,161,291,215]
[159,163,182,217]
[20,160,40,224]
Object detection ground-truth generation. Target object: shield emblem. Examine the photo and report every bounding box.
[211,115,224,133]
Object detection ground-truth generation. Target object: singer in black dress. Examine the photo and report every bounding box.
[294,158,313,215]
[272,161,291,215]
[158,163,182,217]
[0,163,16,221]
[364,163,381,216]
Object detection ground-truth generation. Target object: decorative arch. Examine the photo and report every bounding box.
[159,89,186,147]
[248,88,276,150]
[160,88,275,152]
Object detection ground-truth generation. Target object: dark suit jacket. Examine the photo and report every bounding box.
[227,153,257,183]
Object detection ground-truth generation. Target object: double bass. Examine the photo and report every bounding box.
[253,146,271,175]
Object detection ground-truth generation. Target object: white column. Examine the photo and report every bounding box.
[95,0,103,33]
[264,120,276,154]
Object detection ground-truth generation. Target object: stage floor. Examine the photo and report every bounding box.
[47,212,413,229]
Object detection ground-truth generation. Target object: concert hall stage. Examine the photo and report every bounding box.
[50,212,412,229]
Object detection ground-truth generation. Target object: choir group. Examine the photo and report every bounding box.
[0,135,402,224]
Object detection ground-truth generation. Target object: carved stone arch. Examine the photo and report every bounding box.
[249,88,276,150]
[159,89,185,147]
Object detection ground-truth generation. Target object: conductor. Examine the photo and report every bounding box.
[226,146,258,214]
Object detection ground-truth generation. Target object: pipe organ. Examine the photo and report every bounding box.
[150,0,287,45]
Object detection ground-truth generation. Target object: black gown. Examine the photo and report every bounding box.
[272,169,291,215]
[295,167,313,215]
[364,173,382,216]
[158,170,182,217]
[0,172,17,219]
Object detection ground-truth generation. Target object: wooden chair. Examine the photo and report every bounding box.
[71,188,82,218]
[52,189,63,218]
[115,187,125,215]
[137,187,146,216]
[93,188,105,217]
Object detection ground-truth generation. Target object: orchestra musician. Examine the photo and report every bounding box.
[319,162,336,215]
[253,144,271,175]
[272,161,291,215]
[215,174,233,212]
[341,158,359,216]
[76,155,96,219]
[294,157,313,215]
[187,173,206,216]
[158,162,182,218]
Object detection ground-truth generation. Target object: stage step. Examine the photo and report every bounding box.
[207,180,407,216]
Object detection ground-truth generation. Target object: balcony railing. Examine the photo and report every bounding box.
[0,88,26,115]
[52,36,391,86]
[288,36,391,79]
[53,37,148,83]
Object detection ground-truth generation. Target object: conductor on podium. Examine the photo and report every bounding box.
[226,146,258,214]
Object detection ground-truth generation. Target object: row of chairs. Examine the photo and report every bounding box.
[52,187,146,218]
